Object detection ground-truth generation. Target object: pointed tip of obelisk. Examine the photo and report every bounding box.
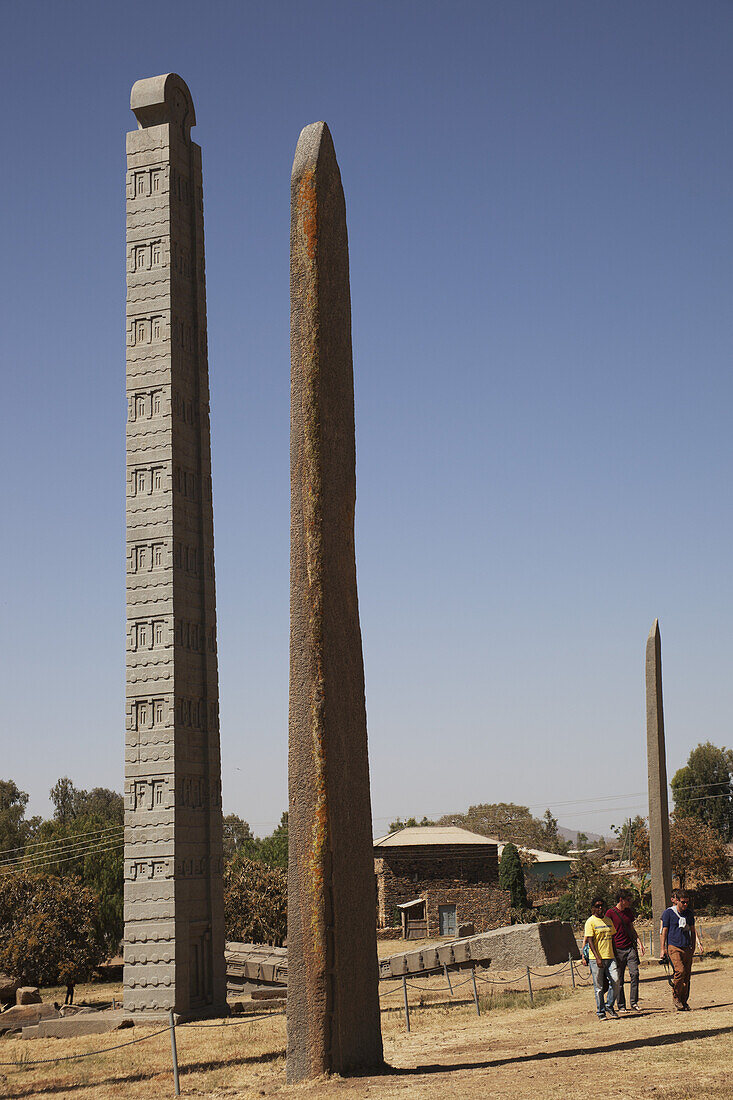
[292,121,338,183]
[646,618,661,658]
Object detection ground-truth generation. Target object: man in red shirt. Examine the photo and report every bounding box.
[605,888,643,1012]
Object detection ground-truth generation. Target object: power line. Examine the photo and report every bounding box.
[0,823,123,858]
[0,840,124,874]
[0,829,124,868]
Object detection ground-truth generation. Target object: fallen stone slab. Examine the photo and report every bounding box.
[225,942,288,995]
[23,1011,129,1039]
[0,1003,60,1034]
[470,921,580,969]
[379,920,578,980]
[703,920,733,943]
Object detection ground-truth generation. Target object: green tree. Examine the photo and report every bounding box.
[258,812,288,869]
[223,814,260,862]
[438,802,570,854]
[538,809,572,855]
[33,779,124,954]
[633,816,730,889]
[223,857,287,946]
[671,743,733,841]
[568,854,614,920]
[387,816,434,831]
[498,842,529,910]
[610,816,646,862]
[0,871,105,986]
[0,780,40,857]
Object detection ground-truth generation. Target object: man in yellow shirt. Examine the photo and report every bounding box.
[582,897,620,1020]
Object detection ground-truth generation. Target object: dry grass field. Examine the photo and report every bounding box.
[1,947,732,1100]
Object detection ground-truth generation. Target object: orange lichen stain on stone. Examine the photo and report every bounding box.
[298,169,318,261]
[307,656,328,971]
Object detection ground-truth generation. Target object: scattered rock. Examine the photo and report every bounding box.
[0,975,19,1007]
[16,987,41,1005]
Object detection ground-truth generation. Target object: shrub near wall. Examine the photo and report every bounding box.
[224,856,287,946]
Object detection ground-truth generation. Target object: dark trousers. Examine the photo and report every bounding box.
[667,946,693,1005]
[615,946,639,1008]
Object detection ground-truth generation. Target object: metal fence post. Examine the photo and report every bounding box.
[443,963,454,996]
[471,967,481,1016]
[169,1009,180,1096]
[569,953,575,989]
[402,975,411,1033]
[526,966,534,1005]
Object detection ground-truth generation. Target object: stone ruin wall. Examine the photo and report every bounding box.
[376,852,510,936]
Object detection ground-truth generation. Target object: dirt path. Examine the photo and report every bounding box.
[205,954,733,1100]
[1,954,731,1099]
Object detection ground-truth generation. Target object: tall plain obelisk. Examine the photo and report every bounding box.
[288,122,384,1081]
[646,619,673,955]
[124,74,226,1016]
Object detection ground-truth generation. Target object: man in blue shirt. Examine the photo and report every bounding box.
[660,889,697,1011]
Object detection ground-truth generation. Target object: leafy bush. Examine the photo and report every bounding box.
[0,871,105,986]
[537,892,577,922]
[224,856,287,945]
[536,854,614,924]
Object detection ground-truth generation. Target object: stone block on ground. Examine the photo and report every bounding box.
[24,1011,129,1039]
[0,973,18,1006]
[467,921,580,967]
[0,1003,59,1034]
[379,919,577,980]
[225,942,288,996]
[16,987,41,1005]
[380,935,492,980]
[704,920,733,943]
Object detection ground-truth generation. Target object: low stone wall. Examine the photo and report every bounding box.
[422,883,511,937]
[376,926,403,941]
[690,881,733,910]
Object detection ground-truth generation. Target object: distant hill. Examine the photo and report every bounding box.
[557,825,606,846]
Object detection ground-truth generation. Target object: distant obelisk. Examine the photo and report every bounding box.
[288,122,383,1081]
[645,619,673,955]
[124,74,226,1016]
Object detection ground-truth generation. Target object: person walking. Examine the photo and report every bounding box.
[660,889,696,1011]
[606,888,643,1012]
[582,897,620,1021]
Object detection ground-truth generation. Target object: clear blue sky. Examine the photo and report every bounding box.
[2,1,732,838]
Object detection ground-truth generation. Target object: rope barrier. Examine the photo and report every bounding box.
[0,1024,171,1067]
[179,1010,286,1027]
[0,954,595,1069]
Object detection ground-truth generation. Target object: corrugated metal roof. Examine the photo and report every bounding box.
[373,825,574,864]
[374,826,497,847]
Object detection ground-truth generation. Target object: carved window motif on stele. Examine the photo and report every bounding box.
[132,240,163,273]
[130,619,165,650]
[128,315,163,347]
[131,777,167,812]
[130,467,165,496]
[130,542,165,572]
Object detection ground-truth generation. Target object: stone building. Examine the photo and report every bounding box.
[374,826,510,938]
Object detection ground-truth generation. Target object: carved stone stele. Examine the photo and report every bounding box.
[124,73,226,1016]
[646,619,673,954]
[288,121,383,1081]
